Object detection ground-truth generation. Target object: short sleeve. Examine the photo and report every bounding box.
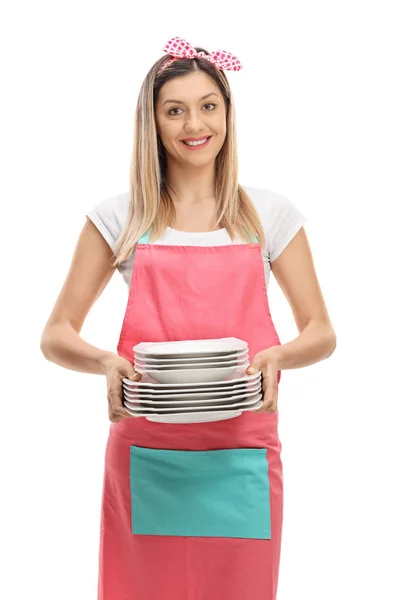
[266,194,307,263]
[85,192,130,254]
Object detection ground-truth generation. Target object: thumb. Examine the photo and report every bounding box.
[128,372,142,381]
[246,361,260,375]
[127,366,142,381]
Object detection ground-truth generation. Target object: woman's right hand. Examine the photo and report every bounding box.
[101,353,142,422]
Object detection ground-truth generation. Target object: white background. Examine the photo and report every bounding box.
[1,1,399,599]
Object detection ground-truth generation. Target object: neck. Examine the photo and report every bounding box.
[165,160,216,204]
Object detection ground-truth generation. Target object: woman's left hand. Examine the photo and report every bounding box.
[246,348,280,413]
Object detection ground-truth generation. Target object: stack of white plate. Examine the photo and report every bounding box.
[122,337,263,423]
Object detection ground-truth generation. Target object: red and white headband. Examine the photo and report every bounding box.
[158,36,242,73]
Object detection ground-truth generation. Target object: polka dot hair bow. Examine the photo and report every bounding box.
[158,36,242,73]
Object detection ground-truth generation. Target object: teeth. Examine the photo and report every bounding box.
[183,137,209,146]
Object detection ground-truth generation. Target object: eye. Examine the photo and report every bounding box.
[168,103,217,116]
[168,107,183,116]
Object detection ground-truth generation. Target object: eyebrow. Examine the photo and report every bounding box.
[162,92,219,106]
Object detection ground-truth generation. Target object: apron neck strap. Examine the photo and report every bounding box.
[138,229,152,244]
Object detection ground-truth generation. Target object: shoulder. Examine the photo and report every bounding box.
[242,184,307,262]
[86,191,130,227]
[85,191,130,253]
[242,184,300,216]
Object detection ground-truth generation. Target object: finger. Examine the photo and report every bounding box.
[110,394,141,419]
[264,379,278,412]
[109,389,127,417]
[255,393,268,412]
[256,363,276,412]
[263,388,277,412]
[264,391,277,413]
[264,362,277,410]
[108,392,140,420]
[108,402,123,423]
[110,408,126,422]
[108,398,124,419]
[264,382,276,411]
[255,371,269,412]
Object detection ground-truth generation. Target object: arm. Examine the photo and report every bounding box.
[269,226,337,370]
[40,218,120,375]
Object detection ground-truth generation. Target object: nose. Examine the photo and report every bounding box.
[183,109,206,133]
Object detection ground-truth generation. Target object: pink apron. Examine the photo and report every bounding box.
[98,231,284,600]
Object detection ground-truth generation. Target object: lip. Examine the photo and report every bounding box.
[180,136,212,150]
[181,136,211,142]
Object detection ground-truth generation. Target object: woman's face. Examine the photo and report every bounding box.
[155,70,227,166]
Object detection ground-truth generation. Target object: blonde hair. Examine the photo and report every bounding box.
[112,45,266,268]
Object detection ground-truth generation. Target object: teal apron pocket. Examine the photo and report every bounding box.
[129,446,271,539]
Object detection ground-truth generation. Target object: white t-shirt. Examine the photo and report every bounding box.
[86,185,307,289]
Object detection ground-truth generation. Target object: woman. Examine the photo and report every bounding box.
[40,37,336,600]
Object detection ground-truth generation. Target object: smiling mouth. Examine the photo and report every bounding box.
[180,136,212,147]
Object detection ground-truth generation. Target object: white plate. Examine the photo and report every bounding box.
[123,380,260,396]
[123,382,262,399]
[123,399,263,423]
[123,383,262,402]
[134,356,249,370]
[124,393,262,412]
[132,337,248,358]
[134,348,249,364]
[135,364,250,384]
[122,370,261,388]
[123,390,262,408]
